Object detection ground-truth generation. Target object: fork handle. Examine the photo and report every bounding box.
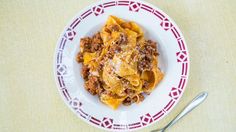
[162,92,208,131]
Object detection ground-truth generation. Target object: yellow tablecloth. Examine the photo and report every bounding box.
[1,0,236,132]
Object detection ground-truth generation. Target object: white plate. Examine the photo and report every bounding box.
[54,0,190,131]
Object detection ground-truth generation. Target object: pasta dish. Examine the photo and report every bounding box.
[76,16,164,109]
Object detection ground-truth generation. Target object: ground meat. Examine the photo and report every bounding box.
[80,33,103,53]
[139,40,158,56]
[97,86,105,96]
[137,40,158,72]
[125,89,136,96]
[85,76,101,95]
[91,32,103,52]
[81,65,90,80]
[76,52,83,63]
[122,97,132,106]
[138,56,152,71]
[80,37,92,52]
[91,43,101,52]
[144,40,158,56]
[92,32,103,44]
[132,93,145,103]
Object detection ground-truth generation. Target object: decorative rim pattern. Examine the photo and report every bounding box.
[54,0,189,131]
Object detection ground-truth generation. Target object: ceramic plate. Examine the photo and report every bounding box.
[54,0,189,131]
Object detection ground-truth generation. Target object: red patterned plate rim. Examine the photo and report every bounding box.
[53,0,190,131]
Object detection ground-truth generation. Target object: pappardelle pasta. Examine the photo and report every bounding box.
[76,16,164,109]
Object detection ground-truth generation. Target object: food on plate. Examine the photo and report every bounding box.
[76,16,164,109]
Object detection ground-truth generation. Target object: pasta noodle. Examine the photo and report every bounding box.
[76,16,164,109]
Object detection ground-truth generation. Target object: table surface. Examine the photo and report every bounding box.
[1,0,236,132]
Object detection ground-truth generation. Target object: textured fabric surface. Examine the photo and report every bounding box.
[0,0,235,132]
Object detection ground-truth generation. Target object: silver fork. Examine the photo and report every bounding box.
[151,92,208,132]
